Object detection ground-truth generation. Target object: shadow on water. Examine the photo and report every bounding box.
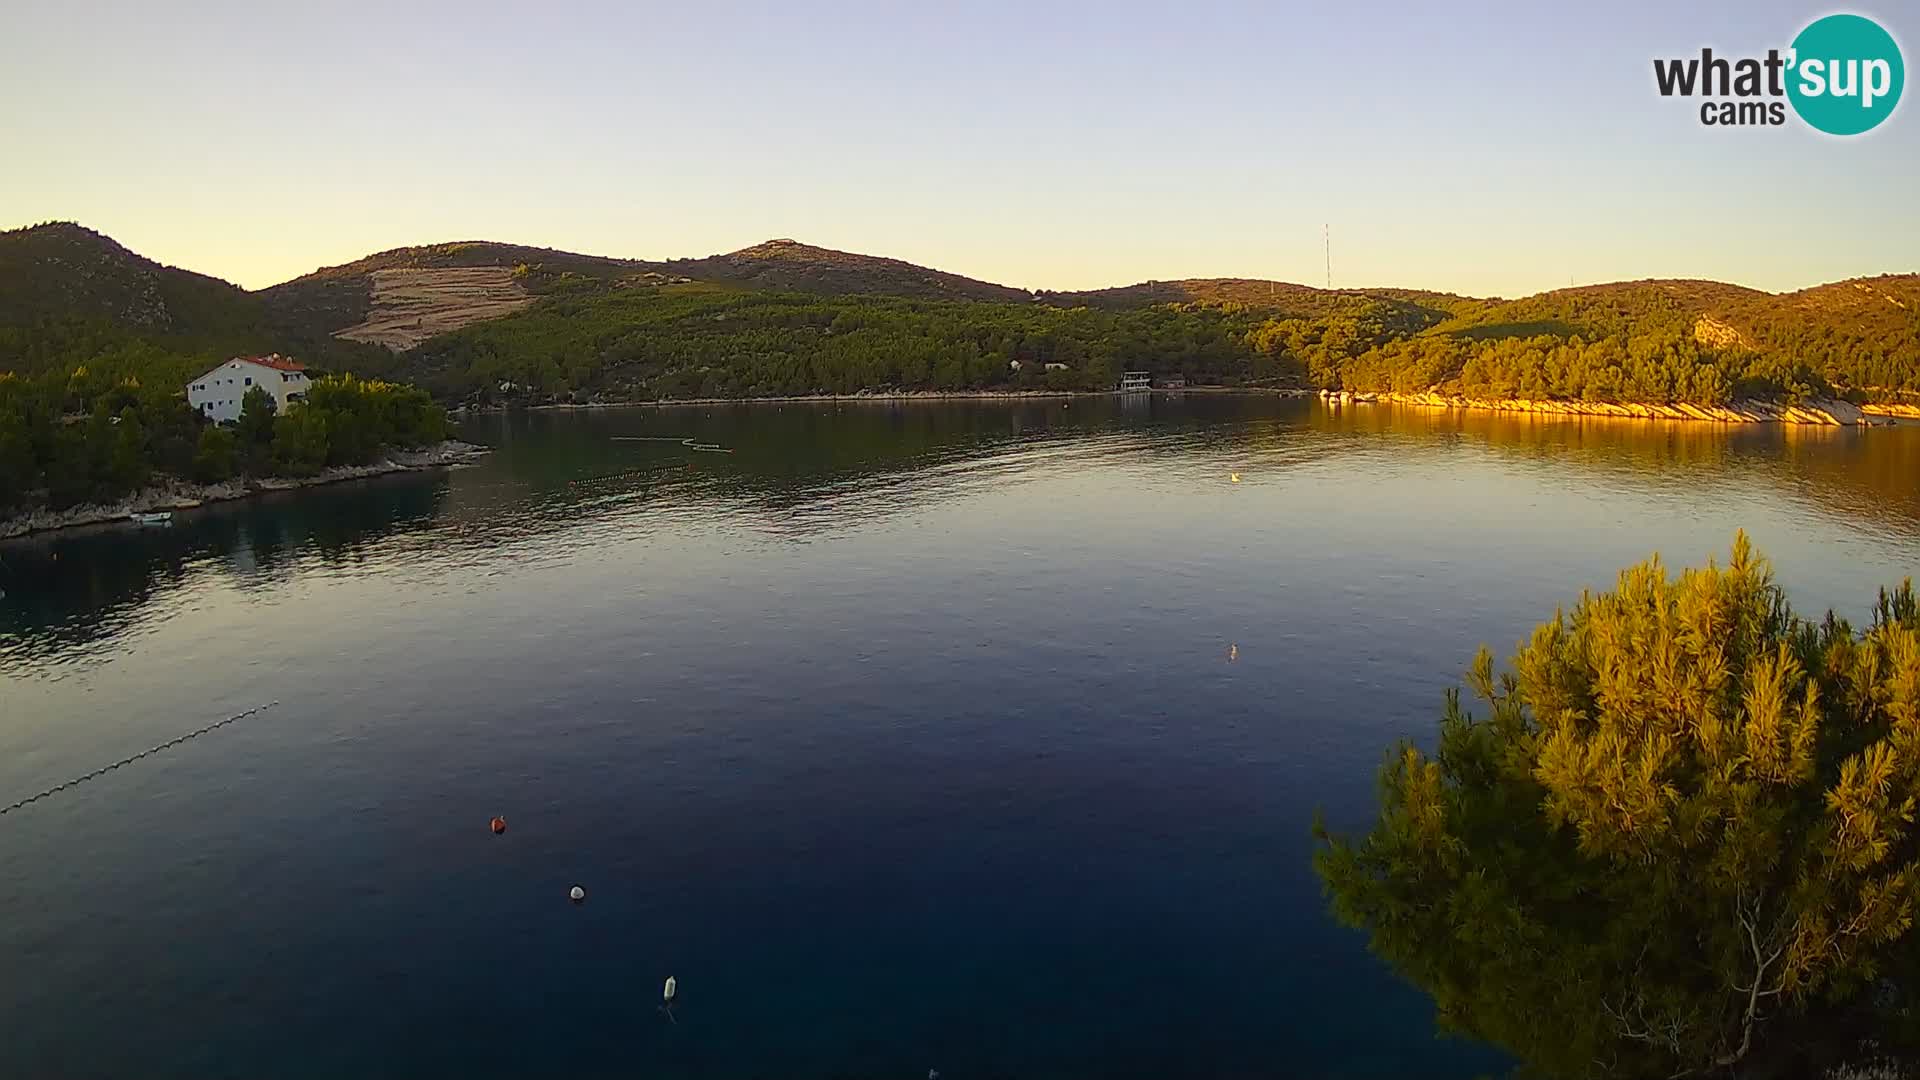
[0,474,452,666]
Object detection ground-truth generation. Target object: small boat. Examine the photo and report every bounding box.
[129,512,173,526]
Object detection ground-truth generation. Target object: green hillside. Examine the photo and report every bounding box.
[0,221,394,387]
[3,222,1916,413]
[1375,276,1920,401]
[664,238,1032,303]
[1042,277,1472,319]
[389,263,1920,407]
[401,280,1264,401]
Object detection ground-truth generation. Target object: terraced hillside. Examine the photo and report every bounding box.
[335,267,537,350]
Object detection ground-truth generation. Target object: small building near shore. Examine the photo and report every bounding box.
[1120,371,1152,392]
[1160,375,1187,389]
[186,355,311,424]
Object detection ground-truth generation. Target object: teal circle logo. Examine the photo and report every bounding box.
[1787,14,1904,135]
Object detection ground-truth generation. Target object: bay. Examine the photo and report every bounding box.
[3,396,1918,1079]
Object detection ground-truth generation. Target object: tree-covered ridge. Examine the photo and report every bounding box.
[0,222,401,379]
[1041,276,1473,317]
[401,282,1268,401]
[1253,277,1920,404]
[0,222,266,335]
[662,238,1033,303]
[393,271,1920,407]
[256,237,1033,342]
[1316,536,1920,1078]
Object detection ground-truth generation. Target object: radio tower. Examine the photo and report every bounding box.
[1323,223,1331,290]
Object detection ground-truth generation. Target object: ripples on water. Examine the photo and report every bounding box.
[2,397,1918,1079]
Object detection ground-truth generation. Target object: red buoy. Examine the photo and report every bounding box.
[489,816,507,835]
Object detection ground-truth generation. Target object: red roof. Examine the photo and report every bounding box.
[238,354,308,372]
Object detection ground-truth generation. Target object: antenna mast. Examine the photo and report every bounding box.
[1323,223,1331,290]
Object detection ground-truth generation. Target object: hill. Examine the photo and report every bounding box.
[0,222,269,344]
[664,238,1031,303]
[257,240,667,352]
[3,222,1916,411]
[255,237,1029,351]
[0,221,395,383]
[1292,273,1920,404]
[1042,277,1473,319]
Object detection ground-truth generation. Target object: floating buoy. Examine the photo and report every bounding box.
[569,885,586,904]
[1228,643,1239,662]
[489,815,507,835]
[663,976,677,1004]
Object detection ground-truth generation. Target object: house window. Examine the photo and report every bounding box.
[244,377,253,386]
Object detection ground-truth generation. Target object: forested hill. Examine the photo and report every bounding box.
[0,222,395,384]
[0,222,267,343]
[666,239,1031,302]
[3,222,1917,409]
[399,270,1920,405]
[1041,277,1471,316]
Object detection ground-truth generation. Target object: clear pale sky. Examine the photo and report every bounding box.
[2,0,1914,296]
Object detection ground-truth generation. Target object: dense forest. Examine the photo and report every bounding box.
[402,281,1309,400]
[397,274,1920,408]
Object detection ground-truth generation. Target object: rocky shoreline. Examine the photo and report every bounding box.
[455,388,1107,414]
[0,440,491,541]
[1321,389,1915,426]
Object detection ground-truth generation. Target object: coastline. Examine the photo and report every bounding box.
[458,386,1918,426]
[0,440,491,541]
[1319,390,1917,426]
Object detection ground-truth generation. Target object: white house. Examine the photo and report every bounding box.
[186,355,312,424]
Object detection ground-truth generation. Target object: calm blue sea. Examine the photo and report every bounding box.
[3,397,1918,1078]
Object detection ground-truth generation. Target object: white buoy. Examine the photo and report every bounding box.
[569,885,586,904]
[660,975,679,1025]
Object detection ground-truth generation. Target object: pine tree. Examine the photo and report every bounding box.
[1317,534,1920,1078]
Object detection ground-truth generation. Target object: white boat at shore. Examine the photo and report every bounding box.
[129,512,173,526]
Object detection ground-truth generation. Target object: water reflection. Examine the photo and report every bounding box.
[5,396,1920,1080]
[5,397,1918,669]
[1311,402,1920,532]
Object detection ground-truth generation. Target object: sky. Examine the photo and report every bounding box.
[2,0,1916,297]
